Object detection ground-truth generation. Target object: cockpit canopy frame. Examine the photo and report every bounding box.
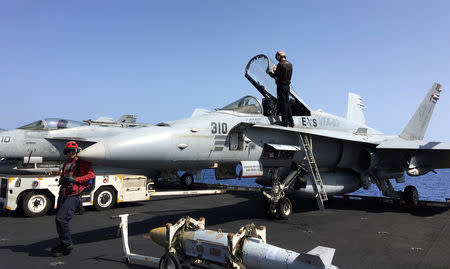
[244,54,311,116]
[218,95,263,114]
[18,118,88,130]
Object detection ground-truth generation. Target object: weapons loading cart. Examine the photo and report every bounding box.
[0,175,225,217]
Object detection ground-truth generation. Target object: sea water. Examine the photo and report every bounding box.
[197,169,450,202]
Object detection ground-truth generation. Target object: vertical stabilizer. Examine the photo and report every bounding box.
[400,83,442,141]
[345,93,366,125]
[117,115,137,124]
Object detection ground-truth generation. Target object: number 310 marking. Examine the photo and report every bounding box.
[211,122,227,134]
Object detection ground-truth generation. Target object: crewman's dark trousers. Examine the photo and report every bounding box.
[55,196,80,245]
[277,84,294,127]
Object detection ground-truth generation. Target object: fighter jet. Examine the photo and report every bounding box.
[78,54,450,219]
[0,116,150,176]
[84,114,151,127]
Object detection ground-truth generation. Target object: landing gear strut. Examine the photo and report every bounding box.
[262,167,303,220]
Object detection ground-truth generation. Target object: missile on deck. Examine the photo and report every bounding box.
[148,216,338,269]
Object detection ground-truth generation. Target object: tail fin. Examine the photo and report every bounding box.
[116,114,137,124]
[345,93,366,125]
[299,246,336,267]
[400,83,442,141]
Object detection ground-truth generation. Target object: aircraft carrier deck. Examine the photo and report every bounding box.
[0,190,448,269]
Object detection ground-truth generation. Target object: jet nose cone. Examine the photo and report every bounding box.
[78,142,106,162]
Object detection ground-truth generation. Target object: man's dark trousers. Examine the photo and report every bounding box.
[277,84,294,127]
[55,196,80,245]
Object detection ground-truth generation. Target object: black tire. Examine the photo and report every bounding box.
[180,173,194,188]
[22,191,52,217]
[93,187,116,211]
[276,197,292,220]
[158,253,180,269]
[404,185,419,207]
[264,199,275,218]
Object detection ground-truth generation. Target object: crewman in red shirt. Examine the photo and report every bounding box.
[52,141,95,257]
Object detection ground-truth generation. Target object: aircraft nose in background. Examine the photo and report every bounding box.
[78,142,106,162]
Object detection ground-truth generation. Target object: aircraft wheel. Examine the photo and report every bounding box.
[276,197,292,220]
[264,199,276,218]
[180,173,194,188]
[159,253,180,269]
[22,191,52,217]
[94,187,116,211]
[404,185,419,207]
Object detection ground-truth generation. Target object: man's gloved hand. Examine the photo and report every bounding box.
[59,176,77,185]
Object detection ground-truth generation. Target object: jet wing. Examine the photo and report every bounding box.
[251,124,380,145]
[377,139,450,169]
[250,124,450,169]
[377,139,450,150]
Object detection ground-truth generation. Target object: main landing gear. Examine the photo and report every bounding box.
[373,177,419,207]
[404,185,419,207]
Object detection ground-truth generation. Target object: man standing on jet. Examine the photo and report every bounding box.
[51,141,95,257]
[267,50,294,127]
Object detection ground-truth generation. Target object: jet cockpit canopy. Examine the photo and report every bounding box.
[219,95,263,114]
[18,118,88,130]
[244,54,311,116]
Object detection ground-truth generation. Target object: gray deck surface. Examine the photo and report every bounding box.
[0,191,449,269]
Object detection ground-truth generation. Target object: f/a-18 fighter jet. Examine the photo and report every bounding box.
[0,115,150,176]
[78,54,449,219]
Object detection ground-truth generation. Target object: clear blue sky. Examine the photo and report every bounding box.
[1,1,449,141]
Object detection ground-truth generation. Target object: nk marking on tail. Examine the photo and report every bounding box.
[400,83,442,141]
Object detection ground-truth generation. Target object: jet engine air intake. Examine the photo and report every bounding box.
[358,149,405,180]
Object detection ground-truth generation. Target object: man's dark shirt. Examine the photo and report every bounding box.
[271,60,292,85]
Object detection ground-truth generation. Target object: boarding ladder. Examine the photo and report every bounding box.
[300,134,328,210]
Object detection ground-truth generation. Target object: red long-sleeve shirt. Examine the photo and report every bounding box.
[59,157,95,197]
